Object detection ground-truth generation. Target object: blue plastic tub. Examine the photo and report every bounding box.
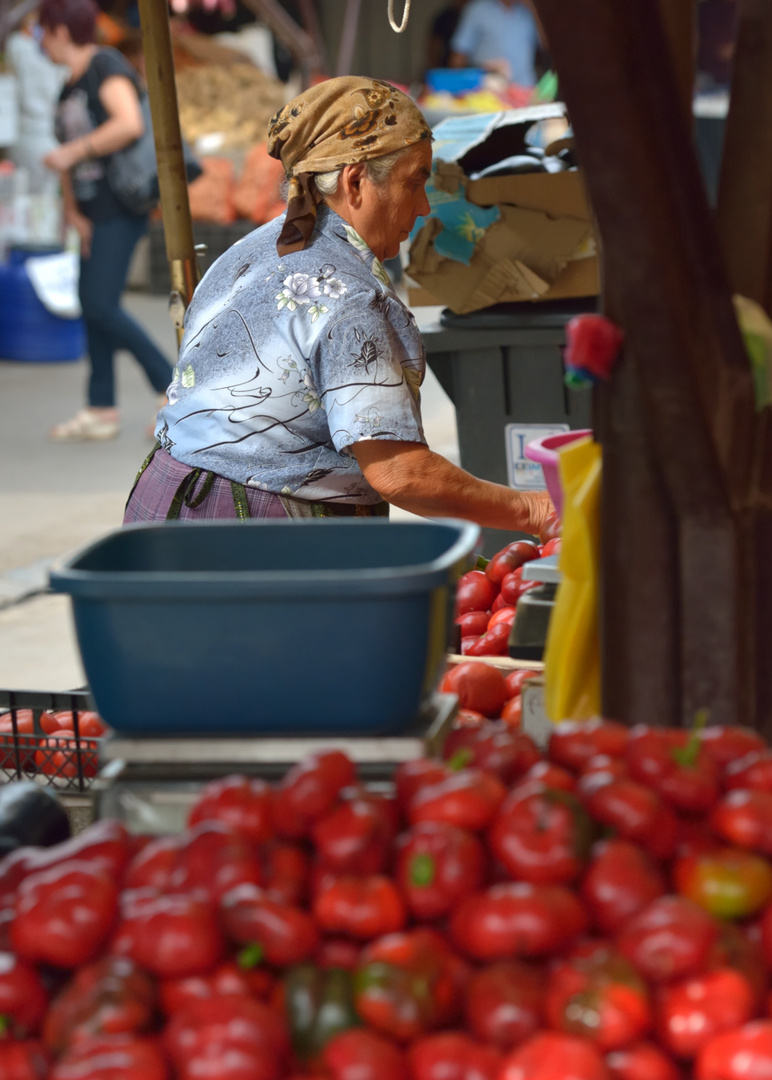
[424,68,486,95]
[49,518,480,736]
[0,247,85,363]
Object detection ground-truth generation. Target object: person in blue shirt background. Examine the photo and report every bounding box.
[449,0,543,88]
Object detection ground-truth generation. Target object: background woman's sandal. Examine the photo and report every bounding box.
[49,409,120,442]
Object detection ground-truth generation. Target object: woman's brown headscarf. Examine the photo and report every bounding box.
[267,76,432,257]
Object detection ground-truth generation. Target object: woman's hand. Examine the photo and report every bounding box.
[43,140,90,174]
[65,208,93,258]
[517,489,554,537]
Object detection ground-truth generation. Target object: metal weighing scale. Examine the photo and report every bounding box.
[94,692,458,834]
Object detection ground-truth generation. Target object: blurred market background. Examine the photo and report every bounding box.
[0,0,740,691]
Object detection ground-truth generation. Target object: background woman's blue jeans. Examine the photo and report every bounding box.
[78,213,173,408]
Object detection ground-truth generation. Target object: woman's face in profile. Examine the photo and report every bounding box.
[358,141,433,262]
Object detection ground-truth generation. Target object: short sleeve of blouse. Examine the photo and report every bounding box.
[310,287,427,454]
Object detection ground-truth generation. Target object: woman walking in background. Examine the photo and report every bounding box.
[40,0,172,441]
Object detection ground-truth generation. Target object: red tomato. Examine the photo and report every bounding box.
[724,750,772,792]
[34,731,97,779]
[407,1032,500,1080]
[499,1032,610,1080]
[488,607,517,629]
[465,623,511,658]
[504,669,540,697]
[0,710,37,770]
[322,1028,407,1080]
[455,611,490,638]
[657,967,756,1060]
[539,511,562,545]
[605,1041,680,1080]
[545,944,652,1050]
[581,839,666,935]
[695,1020,772,1080]
[710,790,772,855]
[454,571,498,617]
[540,537,562,557]
[489,787,594,884]
[698,725,766,768]
[484,542,540,585]
[616,896,721,984]
[500,697,522,728]
[439,663,508,718]
[464,961,545,1050]
[549,719,630,771]
[674,847,772,919]
[460,636,482,655]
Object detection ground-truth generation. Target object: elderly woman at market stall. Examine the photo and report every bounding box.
[124,76,551,533]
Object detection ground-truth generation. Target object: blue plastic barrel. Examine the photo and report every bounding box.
[0,245,85,362]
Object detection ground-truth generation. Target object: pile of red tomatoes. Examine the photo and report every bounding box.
[4,705,772,1078]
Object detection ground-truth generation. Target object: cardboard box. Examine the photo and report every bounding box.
[407,105,599,314]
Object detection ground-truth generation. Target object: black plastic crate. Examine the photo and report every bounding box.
[147,220,257,294]
[0,689,105,793]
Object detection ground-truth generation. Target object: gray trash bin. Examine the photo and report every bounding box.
[422,297,596,557]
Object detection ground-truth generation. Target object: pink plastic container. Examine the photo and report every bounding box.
[524,429,592,518]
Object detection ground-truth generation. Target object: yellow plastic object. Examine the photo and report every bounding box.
[543,434,602,722]
[733,295,772,410]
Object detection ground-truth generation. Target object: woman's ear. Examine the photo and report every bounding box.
[340,163,367,209]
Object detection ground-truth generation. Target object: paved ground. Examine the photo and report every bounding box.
[0,292,459,692]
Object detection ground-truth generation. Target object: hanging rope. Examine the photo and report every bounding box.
[387,0,411,33]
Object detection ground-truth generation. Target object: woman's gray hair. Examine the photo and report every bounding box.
[313,146,410,196]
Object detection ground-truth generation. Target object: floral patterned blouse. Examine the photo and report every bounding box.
[156,206,427,505]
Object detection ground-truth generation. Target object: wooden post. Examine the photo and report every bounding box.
[532,0,757,725]
[716,0,772,314]
[136,0,198,334]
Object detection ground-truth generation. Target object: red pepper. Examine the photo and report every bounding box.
[0,951,48,1038]
[220,882,319,966]
[0,819,131,915]
[321,1028,407,1080]
[488,786,595,885]
[394,759,449,811]
[449,882,587,961]
[187,774,275,844]
[50,1034,169,1080]
[548,719,630,771]
[463,960,546,1050]
[605,1041,681,1080]
[407,1032,501,1080]
[163,996,288,1080]
[0,1039,51,1080]
[42,955,156,1055]
[313,875,407,940]
[260,841,310,906]
[11,859,119,968]
[123,834,182,892]
[407,768,506,831]
[674,846,772,919]
[272,750,356,839]
[544,943,652,1051]
[499,1031,611,1080]
[354,928,466,1041]
[395,821,486,921]
[580,839,666,935]
[115,888,224,979]
[583,777,678,860]
[695,1020,772,1080]
[723,749,772,792]
[441,723,541,785]
[311,789,396,875]
[170,820,263,904]
[697,724,766,768]
[464,621,511,657]
[710,789,772,854]
[625,723,720,816]
[616,895,721,984]
[159,960,275,1015]
[657,966,756,1060]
